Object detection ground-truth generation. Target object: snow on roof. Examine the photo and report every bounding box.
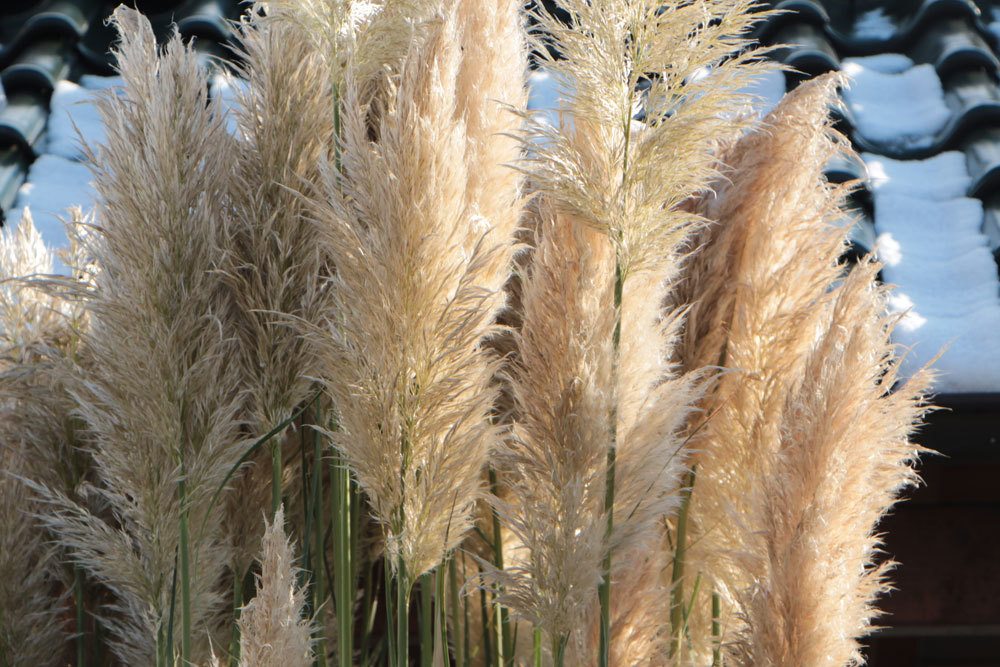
[4,1,1000,393]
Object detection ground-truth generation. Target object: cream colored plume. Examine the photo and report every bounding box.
[29,8,247,663]
[490,203,616,652]
[0,210,73,666]
[676,74,932,663]
[737,262,932,667]
[307,0,527,581]
[506,0,770,658]
[238,506,313,667]
[220,1,338,575]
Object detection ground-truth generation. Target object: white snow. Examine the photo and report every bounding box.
[6,155,96,274]
[864,151,970,200]
[528,69,567,130]
[211,74,247,135]
[5,76,120,273]
[46,80,107,160]
[864,152,1000,392]
[852,9,897,41]
[739,68,786,118]
[845,53,914,75]
[842,56,950,149]
[892,306,1000,393]
[46,77,120,160]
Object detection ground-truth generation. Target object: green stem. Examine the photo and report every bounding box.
[359,557,377,666]
[462,558,471,667]
[271,440,282,519]
[75,565,86,667]
[312,403,328,667]
[178,473,192,665]
[532,627,541,667]
[396,558,411,667]
[598,260,624,667]
[449,557,465,667]
[712,589,722,667]
[487,468,511,666]
[420,574,433,667]
[669,468,696,659]
[332,448,353,667]
[436,563,448,666]
[552,634,568,667]
[385,558,396,667]
[477,563,492,667]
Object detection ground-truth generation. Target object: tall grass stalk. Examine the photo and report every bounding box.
[310,405,327,667]
[598,323,619,666]
[517,2,765,659]
[230,571,244,666]
[177,471,193,664]
[599,109,631,667]
[331,449,353,666]
[75,566,86,666]
[271,447,283,518]
[420,573,433,667]
[669,468,695,657]
[395,560,411,667]
[487,468,512,666]
[448,557,465,667]
[435,563,448,665]
[712,589,722,666]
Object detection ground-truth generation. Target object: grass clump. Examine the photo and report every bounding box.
[0,2,933,666]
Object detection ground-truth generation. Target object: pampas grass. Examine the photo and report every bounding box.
[0,2,937,666]
[0,211,77,666]
[304,3,526,663]
[517,1,771,662]
[490,202,616,662]
[674,74,933,663]
[29,9,247,664]
[738,261,931,667]
[237,506,314,667]
[220,6,336,622]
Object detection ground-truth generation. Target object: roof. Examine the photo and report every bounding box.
[0,0,245,222]
[747,0,1000,395]
[2,0,1000,395]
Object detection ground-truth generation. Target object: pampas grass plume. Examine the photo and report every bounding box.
[31,8,247,662]
[238,506,313,667]
[308,0,526,581]
[0,210,72,666]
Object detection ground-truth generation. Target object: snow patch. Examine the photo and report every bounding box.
[7,154,96,273]
[46,80,106,160]
[863,151,970,200]
[852,8,897,41]
[842,57,950,148]
[211,74,247,136]
[739,68,786,118]
[866,153,1000,392]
